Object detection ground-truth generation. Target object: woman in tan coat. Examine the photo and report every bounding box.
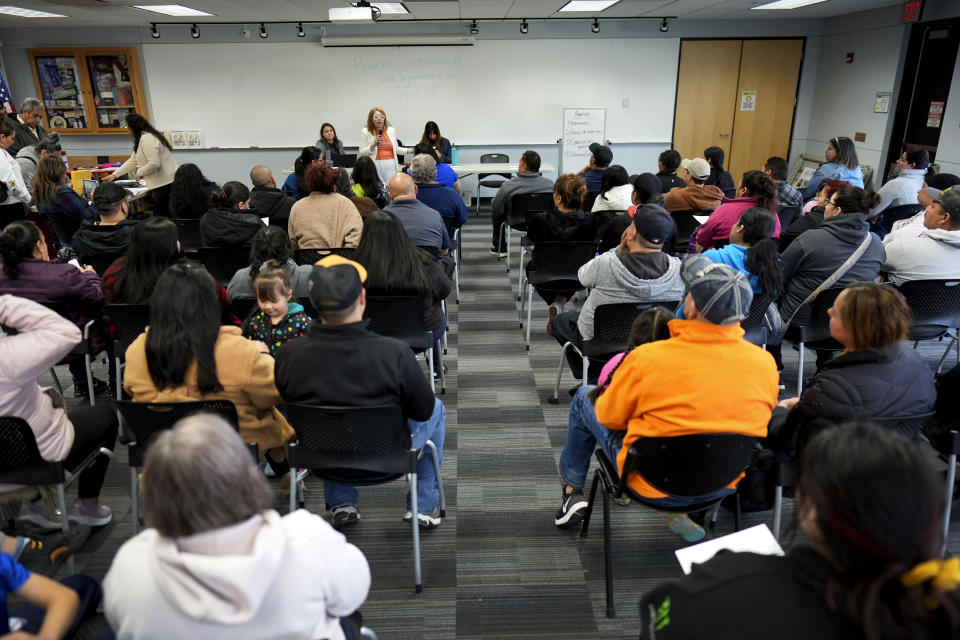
[123,262,293,469]
[287,163,362,250]
[104,113,178,217]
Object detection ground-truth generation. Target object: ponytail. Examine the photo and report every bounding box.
[832,185,881,214]
[0,221,40,279]
[738,207,782,297]
[741,170,778,213]
[217,181,249,210]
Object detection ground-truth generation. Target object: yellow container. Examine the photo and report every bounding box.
[70,169,92,195]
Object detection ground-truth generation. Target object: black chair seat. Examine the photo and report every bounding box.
[172,218,202,253]
[294,247,357,266]
[45,211,82,246]
[198,246,251,286]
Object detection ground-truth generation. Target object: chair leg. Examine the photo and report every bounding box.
[56,483,75,575]
[518,274,528,324]
[943,452,956,558]
[708,501,721,529]
[85,353,95,407]
[425,346,435,393]
[796,341,805,396]
[772,485,783,539]
[410,472,423,593]
[505,227,511,273]
[602,487,615,619]
[517,246,526,301]
[582,355,589,389]
[49,368,63,395]
[441,301,448,355]
[289,465,298,514]
[525,285,533,350]
[550,343,571,404]
[580,469,602,538]
[936,335,958,375]
[734,492,743,532]
[131,467,140,536]
[436,339,446,395]
[454,253,461,304]
[424,440,445,517]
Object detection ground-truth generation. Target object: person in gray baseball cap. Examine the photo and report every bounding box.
[680,254,753,325]
[883,185,960,285]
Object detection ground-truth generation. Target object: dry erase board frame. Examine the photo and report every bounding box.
[140,39,678,149]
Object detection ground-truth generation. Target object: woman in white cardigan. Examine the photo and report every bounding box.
[0,119,31,228]
[358,106,399,186]
[104,113,178,216]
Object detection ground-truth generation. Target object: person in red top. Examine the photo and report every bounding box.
[555,255,779,542]
[696,170,781,251]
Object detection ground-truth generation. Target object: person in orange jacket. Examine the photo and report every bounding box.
[554,255,779,542]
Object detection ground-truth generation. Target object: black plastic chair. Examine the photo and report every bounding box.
[879,203,923,232]
[742,294,774,347]
[476,153,510,215]
[782,286,846,394]
[549,300,680,403]
[0,416,113,573]
[293,247,357,266]
[583,191,600,213]
[671,210,713,255]
[364,295,444,394]
[115,400,242,536]
[896,279,960,374]
[83,253,118,276]
[520,241,597,350]
[283,403,444,593]
[942,430,960,557]
[102,303,150,438]
[580,433,757,618]
[36,301,101,406]
[197,246,251,286]
[502,191,554,279]
[171,218,202,255]
[45,211,82,246]
[595,212,630,255]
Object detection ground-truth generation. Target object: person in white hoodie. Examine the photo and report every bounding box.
[103,413,370,640]
[870,148,929,219]
[883,186,960,286]
[590,165,634,213]
[549,204,685,382]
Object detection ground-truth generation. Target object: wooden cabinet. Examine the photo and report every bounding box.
[27,48,148,136]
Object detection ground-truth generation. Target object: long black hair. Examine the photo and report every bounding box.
[740,170,779,213]
[216,181,249,210]
[145,262,223,393]
[737,207,782,297]
[796,423,959,639]
[356,210,429,295]
[247,226,290,280]
[0,220,40,279]
[599,165,629,201]
[832,185,882,215]
[352,156,384,200]
[112,217,180,304]
[294,146,322,197]
[126,113,173,153]
[704,146,726,172]
[170,163,218,218]
[419,120,443,146]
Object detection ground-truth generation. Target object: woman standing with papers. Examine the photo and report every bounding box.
[103,113,178,217]
[358,107,398,186]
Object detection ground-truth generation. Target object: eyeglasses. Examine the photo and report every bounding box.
[826,200,839,208]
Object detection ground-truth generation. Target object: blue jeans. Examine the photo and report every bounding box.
[557,387,734,508]
[324,398,445,515]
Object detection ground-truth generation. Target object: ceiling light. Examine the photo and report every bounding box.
[0,6,67,18]
[591,18,600,33]
[150,23,160,38]
[659,17,668,32]
[520,19,528,34]
[133,4,214,17]
[559,0,620,12]
[190,23,199,38]
[751,0,828,8]
[259,22,267,38]
[372,2,408,14]
[297,22,305,37]
[470,20,478,35]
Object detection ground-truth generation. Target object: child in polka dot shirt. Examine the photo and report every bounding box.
[241,262,311,357]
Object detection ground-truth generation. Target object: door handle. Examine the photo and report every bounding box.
[719,133,731,137]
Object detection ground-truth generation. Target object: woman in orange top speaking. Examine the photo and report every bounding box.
[358,107,399,186]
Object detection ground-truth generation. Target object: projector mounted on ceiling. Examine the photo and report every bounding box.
[329,1,382,23]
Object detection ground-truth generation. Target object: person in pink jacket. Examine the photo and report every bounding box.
[696,170,781,252]
[0,295,117,528]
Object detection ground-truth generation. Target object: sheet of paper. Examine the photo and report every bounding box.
[674,524,784,575]
[692,215,709,225]
[261,217,270,225]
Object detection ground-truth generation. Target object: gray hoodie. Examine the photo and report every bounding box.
[576,248,685,340]
[883,226,960,285]
[15,145,38,196]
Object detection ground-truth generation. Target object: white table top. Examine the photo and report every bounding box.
[282,162,557,176]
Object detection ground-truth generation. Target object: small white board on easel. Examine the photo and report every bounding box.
[561,108,606,175]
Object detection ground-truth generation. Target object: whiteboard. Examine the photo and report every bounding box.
[141,39,678,149]
[561,108,605,174]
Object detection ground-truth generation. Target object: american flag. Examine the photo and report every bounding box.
[0,69,13,112]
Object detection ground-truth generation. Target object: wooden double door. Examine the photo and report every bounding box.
[673,39,804,182]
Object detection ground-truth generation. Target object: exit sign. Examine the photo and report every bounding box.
[902,0,923,22]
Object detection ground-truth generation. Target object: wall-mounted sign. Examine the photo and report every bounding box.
[875,91,891,113]
[928,101,944,128]
[740,90,756,111]
[902,0,923,23]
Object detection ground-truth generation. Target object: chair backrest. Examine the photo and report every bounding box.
[115,400,239,467]
[741,294,772,332]
[0,416,63,484]
[870,411,936,441]
[528,241,597,282]
[880,204,923,232]
[897,280,960,336]
[588,300,679,347]
[46,211,82,246]
[583,191,600,213]
[789,285,845,333]
[86,252,117,276]
[284,404,413,477]
[293,247,357,266]
[509,192,553,228]
[231,297,258,321]
[623,433,758,498]
[172,218,202,252]
[197,246,251,285]
[363,295,430,348]
[102,304,150,358]
[479,153,510,181]
[671,210,713,250]
[595,211,630,253]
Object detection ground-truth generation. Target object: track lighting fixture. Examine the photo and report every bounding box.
[150,23,159,38]
[259,22,268,38]
[470,20,478,35]
[190,23,199,38]
[297,22,305,37]
[592,18,600,33]
[520,19,528,34]
[659,17,669,32]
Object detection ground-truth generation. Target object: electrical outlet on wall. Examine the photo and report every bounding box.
[854,132,866,142]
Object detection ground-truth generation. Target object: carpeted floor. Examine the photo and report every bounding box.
[16,206,960,639]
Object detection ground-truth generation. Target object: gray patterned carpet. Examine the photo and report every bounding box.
[17,208,960,639]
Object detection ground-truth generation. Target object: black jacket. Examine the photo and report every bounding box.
[199,207,265,248]
[706,168,737,199]
[274,319,435,422]
[8,117,47,156]
[768,343,937,457]
[779,212,885,322]
[657,172,685,194]
[640,548,861,640]
[71,218,139,264]
[249,186,296,230]
[778,207,824,252]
